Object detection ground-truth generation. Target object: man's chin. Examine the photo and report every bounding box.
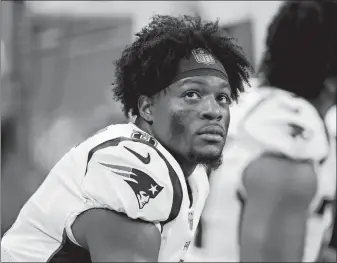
[188,150,223,171]
[199,157,223,172]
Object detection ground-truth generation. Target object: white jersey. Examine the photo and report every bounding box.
[325,105,336,139]
[189,86,336,262]
[1,123,209,262]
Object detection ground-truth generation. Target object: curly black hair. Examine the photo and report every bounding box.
[113,15,253,117]
[259,0,337,99]
[321,0,337,78]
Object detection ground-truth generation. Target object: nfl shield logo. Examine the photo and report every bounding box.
[192,48,215,65]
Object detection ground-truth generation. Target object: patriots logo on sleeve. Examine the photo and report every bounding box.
[288,123,312,140]
[99,163,164,209]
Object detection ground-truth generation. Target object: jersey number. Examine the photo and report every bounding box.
[237,190,246,245]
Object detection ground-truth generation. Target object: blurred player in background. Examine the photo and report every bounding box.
[1,41,8,76]
[190,1,337,262]
[1,15,252,262]
[1,40,15,165]
[319,104,337,262]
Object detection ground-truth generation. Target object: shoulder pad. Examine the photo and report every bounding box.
[81,135,183,223]
[237,88,329,161]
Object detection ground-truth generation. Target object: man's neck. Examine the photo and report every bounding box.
[308,91,335,119]
[135,117,197,178]
[180,163,197,178]
[169,153,197,178]
[134,117,153,136]
[309,79,337,119]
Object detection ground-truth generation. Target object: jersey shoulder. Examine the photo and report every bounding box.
[325,105,336,138]
[80,123,183,224]
[233,87,329,162]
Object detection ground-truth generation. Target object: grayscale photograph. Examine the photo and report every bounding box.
[1,1,336,262]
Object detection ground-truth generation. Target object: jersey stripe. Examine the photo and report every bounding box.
[47,231,67,262]
[85,137,183,224]
[47,230,91,263]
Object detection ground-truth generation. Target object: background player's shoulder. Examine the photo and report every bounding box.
[325,105,336,138]
[237,87,329,162]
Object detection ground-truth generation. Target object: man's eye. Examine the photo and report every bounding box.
[184,91,200,100]
[218,94,231,104]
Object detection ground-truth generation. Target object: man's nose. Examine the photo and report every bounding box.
[199,96,223,121]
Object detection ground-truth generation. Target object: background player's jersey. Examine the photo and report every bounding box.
[324,105,337,249]
[1,123,209,262]
[188,84,336,262]
[325,105,336,139]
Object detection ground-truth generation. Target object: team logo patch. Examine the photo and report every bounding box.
[99,163,163,209]
[191,48,215,65]
[131,130,158,147]
[288,123,312,140]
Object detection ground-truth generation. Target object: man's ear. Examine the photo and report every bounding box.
[324,77,337,95]
[138,95,153,124]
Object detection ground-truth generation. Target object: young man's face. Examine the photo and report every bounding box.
[150,75,231,169]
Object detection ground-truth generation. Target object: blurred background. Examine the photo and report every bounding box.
[0,1,284,235]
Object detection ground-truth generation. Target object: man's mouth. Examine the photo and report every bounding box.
[197,133,223,142]
[198,125,225,136]
[197,125,225,142]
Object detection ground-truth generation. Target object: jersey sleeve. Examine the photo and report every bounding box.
[239,94,330,162]
[80,139,174,223]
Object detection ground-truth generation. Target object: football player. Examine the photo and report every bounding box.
[326,106,337,257]
[318,105,337,263]
[1,15,252,262]
[189,1,337,262]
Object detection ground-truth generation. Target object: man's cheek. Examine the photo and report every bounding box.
[170,109,196,137]
[170,113,186,136]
